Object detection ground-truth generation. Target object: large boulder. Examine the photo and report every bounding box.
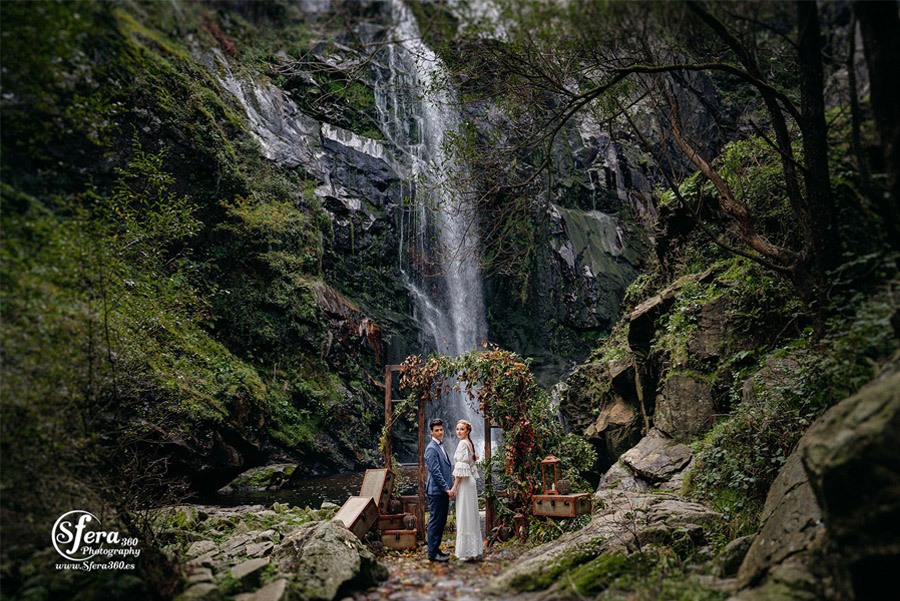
[741,354,804,406]
[686,296,731,362]
[654,372,716,442]
[618,428,693,484]
[274,520,387,601]
[731,367,900,600]
[584,395,642,462]
[734,450,826,596]
[489,429,713,598]
[488,488,720,597]
[219,464,299,493]
[802,365,900,598]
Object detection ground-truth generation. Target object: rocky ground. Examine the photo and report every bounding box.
[165,360,900,601]
[355,545,525,601]
[162,501,529,601]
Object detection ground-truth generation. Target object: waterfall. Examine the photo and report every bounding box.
[374,0,489,450]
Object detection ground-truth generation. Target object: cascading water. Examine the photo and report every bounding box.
[374,0,489,450]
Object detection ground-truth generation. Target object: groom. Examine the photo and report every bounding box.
[424,418,455,562]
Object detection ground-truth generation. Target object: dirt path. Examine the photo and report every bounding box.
[354,543,526,601]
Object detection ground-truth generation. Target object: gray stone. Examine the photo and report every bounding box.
[714,535,755,578]
[736,450,824,589]
[619,428,693,484]
[243,541,274,557]
[186,540,218,559]
[274,520,387,601]
[230,558,270,586]
[597,461,649,493]
[686,296,730,362]
[654,372,715,442]
[174,583,223,601]
[222,533,254,554]
[741,355,803,406]
[802,368,900,598]
[645,498,721,531]
[585,396,635,437]
[603,419,644,461]
[186,567,215,584]
[657,457,692,492]
[234,578,288,601]
[729,562,823,601]
[186,551,218,569]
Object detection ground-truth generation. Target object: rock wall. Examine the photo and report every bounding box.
[731,364,900,601]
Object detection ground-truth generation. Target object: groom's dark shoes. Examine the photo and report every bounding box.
[428,553,449,562]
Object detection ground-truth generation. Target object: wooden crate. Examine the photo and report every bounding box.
[377,513,407,531]
[381,529,417,550]
[532,493,591,518]
[360,468,394,509]
[401,495,426,541]
[333,496,379,539]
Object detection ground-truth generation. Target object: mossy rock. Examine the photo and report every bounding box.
[274,520,387,601]
[227,464,299,490]
[565,552,640,596]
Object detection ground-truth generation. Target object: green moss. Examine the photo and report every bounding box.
[663,368,717,385]
[507,539,607,591]
[567,552,638,595]
[408,0,460,54]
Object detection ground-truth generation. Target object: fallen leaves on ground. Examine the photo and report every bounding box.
[355,542,526,601]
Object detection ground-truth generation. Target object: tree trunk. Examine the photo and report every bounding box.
[853,0,900,250]
[846,12,869,185]
[797,0,838,281]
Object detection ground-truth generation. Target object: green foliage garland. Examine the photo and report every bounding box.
[399,345,595,516]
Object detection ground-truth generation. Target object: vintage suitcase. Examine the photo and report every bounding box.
[359,468,395,509]
[381,529,418,550]
[532,493,591,518]
[376,513,407,531]
[333,496,379,539]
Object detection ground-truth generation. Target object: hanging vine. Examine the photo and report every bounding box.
[398,345,595,516]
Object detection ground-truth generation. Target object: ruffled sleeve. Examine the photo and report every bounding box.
[452,442,477,478]
[453,461,475,478]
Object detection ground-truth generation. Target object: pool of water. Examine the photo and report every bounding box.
[203,466,421,509]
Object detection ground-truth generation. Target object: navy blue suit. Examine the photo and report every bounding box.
[424,437,453,558]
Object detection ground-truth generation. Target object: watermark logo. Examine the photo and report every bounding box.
[52,510,140,570]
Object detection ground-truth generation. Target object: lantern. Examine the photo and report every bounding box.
[541,455,561,495]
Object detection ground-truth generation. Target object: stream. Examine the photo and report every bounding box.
[203,467,422,509]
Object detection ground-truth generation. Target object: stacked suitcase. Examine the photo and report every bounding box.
[331,468,418,550]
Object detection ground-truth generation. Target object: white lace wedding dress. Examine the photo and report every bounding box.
[453,439,483,560]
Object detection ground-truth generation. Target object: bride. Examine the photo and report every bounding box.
[450,419,483,561]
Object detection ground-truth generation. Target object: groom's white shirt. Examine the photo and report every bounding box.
[432,436,450,463]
